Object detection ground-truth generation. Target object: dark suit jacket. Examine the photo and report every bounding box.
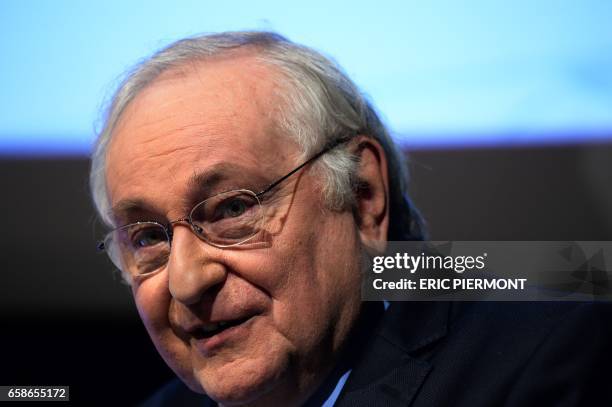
[142,301,612,406]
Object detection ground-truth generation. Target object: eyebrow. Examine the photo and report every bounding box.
[186,164,232,198]
[186,163,273,201]
[110,163,268,223]
[109,198,157,226]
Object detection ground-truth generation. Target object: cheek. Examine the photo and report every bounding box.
[275,215,362,344]
[132,274,171,330]
[131,274,202,390]
[225,215,358,349]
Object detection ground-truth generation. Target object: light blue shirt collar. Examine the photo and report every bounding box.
[317,301,390,406]
[320,369,352,407]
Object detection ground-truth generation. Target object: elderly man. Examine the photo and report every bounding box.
[92,32,611,406]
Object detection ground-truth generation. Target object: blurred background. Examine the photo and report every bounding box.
[1,0,611,404]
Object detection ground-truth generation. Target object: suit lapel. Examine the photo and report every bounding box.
[335,302,451,407]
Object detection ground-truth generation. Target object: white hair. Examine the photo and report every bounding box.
[90,31,424,240]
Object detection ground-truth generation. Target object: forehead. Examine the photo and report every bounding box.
[105,53,297,217]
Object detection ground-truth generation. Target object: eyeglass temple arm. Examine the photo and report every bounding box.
[255,137,351,197]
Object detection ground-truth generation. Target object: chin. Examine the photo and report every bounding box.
[190,352,292,405]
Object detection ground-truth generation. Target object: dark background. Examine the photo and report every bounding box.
[1,142,611,405]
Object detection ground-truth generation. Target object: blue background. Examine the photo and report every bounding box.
[1,0,611,154]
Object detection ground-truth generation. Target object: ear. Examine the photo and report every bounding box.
[352,135,389,249]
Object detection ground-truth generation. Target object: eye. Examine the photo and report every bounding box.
[129,226,166,249]
[190,190,260,227]
[216,197,249,219]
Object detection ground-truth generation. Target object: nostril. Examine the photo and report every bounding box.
[167,240,228,305]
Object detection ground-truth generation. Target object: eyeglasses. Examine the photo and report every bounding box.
[97,137,350,277]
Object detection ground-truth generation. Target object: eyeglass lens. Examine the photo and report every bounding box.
[105,190,263,276]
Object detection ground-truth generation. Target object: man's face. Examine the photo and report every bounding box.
[105,54,364,405]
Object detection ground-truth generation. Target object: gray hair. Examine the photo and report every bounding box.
[90,31,424,241]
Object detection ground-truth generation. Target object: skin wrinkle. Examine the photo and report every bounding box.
[256,169,305,239]
[105,54,378,407]
[111,157,302,240]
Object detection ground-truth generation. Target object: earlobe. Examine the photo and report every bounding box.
[352,137,390,247]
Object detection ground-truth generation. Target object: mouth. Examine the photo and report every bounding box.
[190,315,257,355]
[191,316,252,340]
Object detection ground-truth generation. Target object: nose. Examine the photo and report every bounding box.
[166,223,227,305]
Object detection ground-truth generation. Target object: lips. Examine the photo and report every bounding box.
[171,297,266,354]
[191,316,252,339]
[188,315,258,355]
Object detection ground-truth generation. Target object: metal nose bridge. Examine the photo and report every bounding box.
[166,217,204,245]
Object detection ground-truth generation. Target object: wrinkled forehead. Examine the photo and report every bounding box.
[110,52,287,152]
[104,54,300,216]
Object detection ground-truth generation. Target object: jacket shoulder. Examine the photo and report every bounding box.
[139,378,211,407]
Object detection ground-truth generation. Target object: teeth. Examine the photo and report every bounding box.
[201,323,220,333]
[201,321,229,333]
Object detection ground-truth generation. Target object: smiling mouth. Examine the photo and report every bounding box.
[191,316,252,339]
